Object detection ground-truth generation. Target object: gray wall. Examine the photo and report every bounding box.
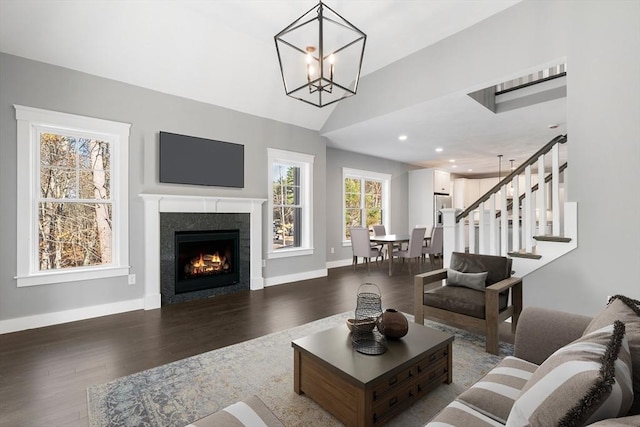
[324,0,640,316]
[1,0,639,323]
[325,147,417,264]
[0,53,328,321]
[523,0,640,314]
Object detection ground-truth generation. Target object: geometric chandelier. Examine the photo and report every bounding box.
[274,1,367,108]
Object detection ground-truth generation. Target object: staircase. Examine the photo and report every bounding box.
[441,134,577,277]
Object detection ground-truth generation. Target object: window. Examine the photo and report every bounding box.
[343,168,391,242]
[15,105,130,286]
[267,148,314,258]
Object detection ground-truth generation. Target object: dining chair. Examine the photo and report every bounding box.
[414,224,433,241]
[368,225,384,254]
[391,227,426,274]
[423,225,434,245]
[372,224,400,253]
[372,224,386,236]
[350,227,383,272]
[422,225,443,268]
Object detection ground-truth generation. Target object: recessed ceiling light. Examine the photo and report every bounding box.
[398,135,408,141]
[467,169,473,172]
[435,147,443,152]
[451,165,458,168]
[448,159,455,163]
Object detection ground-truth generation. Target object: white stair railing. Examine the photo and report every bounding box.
[442,135,572,273]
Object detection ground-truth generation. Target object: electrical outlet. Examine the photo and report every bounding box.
[330,247,334,254]
[262,259,266,268]
[128,274,136,285]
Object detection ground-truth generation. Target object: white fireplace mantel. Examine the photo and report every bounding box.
[139,193,266,310]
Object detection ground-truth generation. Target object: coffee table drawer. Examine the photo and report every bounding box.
[415,344,448,375]
[416,358,449,396]
[371,364,414,400]
[372,380,416,425]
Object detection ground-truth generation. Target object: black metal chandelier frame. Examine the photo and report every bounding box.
[274,1,367,108]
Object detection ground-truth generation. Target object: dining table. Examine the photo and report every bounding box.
[370,233,432,276]
[370,234,409,276]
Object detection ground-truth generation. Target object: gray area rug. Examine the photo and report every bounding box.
[87,312,513,426]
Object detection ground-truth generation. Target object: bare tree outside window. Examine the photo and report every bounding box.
[38,133,112,270]
[344,176,383,240]
[272,163,301,250]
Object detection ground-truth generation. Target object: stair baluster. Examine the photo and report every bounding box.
[442,134,576,277]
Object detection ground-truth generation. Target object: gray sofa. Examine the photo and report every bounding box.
[187,297,639,427]
[426,296,640,426]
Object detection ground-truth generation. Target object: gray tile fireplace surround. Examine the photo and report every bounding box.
[160,212,251,305]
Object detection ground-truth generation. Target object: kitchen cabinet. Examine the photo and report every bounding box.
[453,178,480,210]
[408,168,451,230]
[454,177,503,211]
[434,170,451,194]
[454,176,548,213]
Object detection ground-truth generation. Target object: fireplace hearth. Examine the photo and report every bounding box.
[175,230,239,294]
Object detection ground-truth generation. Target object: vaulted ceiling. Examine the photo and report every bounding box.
[0,0,567,175]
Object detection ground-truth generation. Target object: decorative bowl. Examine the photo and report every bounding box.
[346,318,376,332]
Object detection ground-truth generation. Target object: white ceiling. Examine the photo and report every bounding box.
[0,0,566,175]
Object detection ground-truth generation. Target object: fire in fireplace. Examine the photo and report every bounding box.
[175,229,240,294]
[184,252,229,277]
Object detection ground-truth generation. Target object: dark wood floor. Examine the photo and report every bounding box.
[0,260,512,427]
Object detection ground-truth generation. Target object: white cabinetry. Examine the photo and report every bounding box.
[408,169,451,230]
[434,170,451,194]
[454,177,544,211]
[453,178,480,210]
[479,178,498,198]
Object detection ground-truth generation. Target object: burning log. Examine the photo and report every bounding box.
[184,252,229,277]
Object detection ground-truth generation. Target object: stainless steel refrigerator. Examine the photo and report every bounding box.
[435,194,452,225]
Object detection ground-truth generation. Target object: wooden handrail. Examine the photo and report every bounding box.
[456,134,567,222]
[497,162,568,218]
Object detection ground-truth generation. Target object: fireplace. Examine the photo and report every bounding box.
[158,211,252,306]
[174,229,240,294]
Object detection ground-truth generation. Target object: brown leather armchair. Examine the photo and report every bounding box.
[413,252,523,355]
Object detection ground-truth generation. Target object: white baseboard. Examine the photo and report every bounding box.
[1,263,358,333]
[0,298,145,334]
[325,258,352,269]
[264,268,327,287]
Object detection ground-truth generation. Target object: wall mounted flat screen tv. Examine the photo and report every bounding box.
[159,131,244,188]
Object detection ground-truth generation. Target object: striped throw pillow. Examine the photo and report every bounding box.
[186,395,284,427]
[506,321,633,427]
[584,295,640,415]
[457,356,538,424]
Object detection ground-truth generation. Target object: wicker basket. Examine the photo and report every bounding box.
[351,283,386,355]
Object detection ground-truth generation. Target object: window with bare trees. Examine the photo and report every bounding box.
[342,168,391,242]
[267,148,314,259]
[39,133,112,269]
[15,106,130,287]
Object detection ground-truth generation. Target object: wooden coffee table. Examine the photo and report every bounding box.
[292,321,454,427]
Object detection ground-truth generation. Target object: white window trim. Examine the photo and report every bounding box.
[14,105,131,287]
[267,148,314,259]
[342,167,391,246]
